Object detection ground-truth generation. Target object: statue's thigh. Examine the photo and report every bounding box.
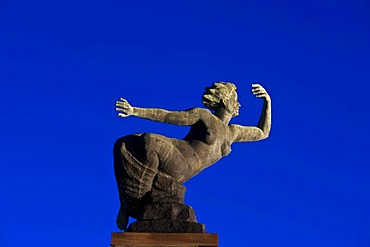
[156,142,192,182]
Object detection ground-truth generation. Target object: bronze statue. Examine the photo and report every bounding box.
[114,82,271,232]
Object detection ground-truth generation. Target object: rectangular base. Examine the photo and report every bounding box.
[111,232,218,247]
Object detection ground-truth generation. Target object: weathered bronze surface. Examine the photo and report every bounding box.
[114,82,271,232]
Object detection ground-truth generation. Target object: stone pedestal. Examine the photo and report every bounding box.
[128,219,205,233]
[127,201,205,233]
[111,232,218,247]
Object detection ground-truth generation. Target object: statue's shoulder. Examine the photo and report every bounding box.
[228,124,242,139]
[189,107,214,121]
[229,123,241,129]
[228,124,249,134]
[190,107,211,114]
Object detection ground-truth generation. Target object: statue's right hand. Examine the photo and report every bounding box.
[116,98,133,117]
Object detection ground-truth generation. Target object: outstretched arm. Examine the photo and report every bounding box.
[231,84,271,142]
[115,98,205,126]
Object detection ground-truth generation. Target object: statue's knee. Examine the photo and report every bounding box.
[113,137,125,154]
[142,133,155,141]
[142,133,158,151]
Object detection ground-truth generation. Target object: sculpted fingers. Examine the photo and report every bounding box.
[252,85,265,95]
[115,107,126,112]
[115,98,133,117]
[251,84,271,101]
[116,109,131,117]
[116,102,128,109]
[116,98,128,105]
[118,113,128,117]
[252,83,264,90]
[256,92,268,98]
[252,84,264,90]
[116,98,130,108]
[252,88,266,94]
[115,102,123,108]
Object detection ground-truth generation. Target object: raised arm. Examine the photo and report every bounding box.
[115,98,205,126]
[231,84,271,142]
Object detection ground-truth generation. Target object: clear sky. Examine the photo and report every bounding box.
[1,0,369,246]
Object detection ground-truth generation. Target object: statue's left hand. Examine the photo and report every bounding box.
[116,98,134,117]
[252,84,271,102]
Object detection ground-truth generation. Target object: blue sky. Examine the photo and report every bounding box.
[0,0,369,246]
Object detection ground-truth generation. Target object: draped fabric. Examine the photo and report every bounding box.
[114,139,157,230]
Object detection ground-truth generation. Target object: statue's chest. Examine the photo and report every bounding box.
[220,138,232,156]
[186,120,232,157]
[203,122,232,157]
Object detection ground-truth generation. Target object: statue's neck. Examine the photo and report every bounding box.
[214,108,232,125]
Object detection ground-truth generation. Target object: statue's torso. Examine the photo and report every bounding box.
[125,111,235,182]
[182,114,233,176]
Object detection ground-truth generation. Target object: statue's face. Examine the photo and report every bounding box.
[224,91,241,116]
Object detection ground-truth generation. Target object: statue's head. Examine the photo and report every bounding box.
[202,82,241,116]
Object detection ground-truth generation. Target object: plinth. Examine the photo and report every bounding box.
[111,232,218,247]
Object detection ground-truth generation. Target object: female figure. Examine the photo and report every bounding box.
[114,82,271,230]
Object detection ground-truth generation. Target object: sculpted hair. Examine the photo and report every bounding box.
[202,82,237,111]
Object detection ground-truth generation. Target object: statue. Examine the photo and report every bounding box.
[114,82,271,233]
